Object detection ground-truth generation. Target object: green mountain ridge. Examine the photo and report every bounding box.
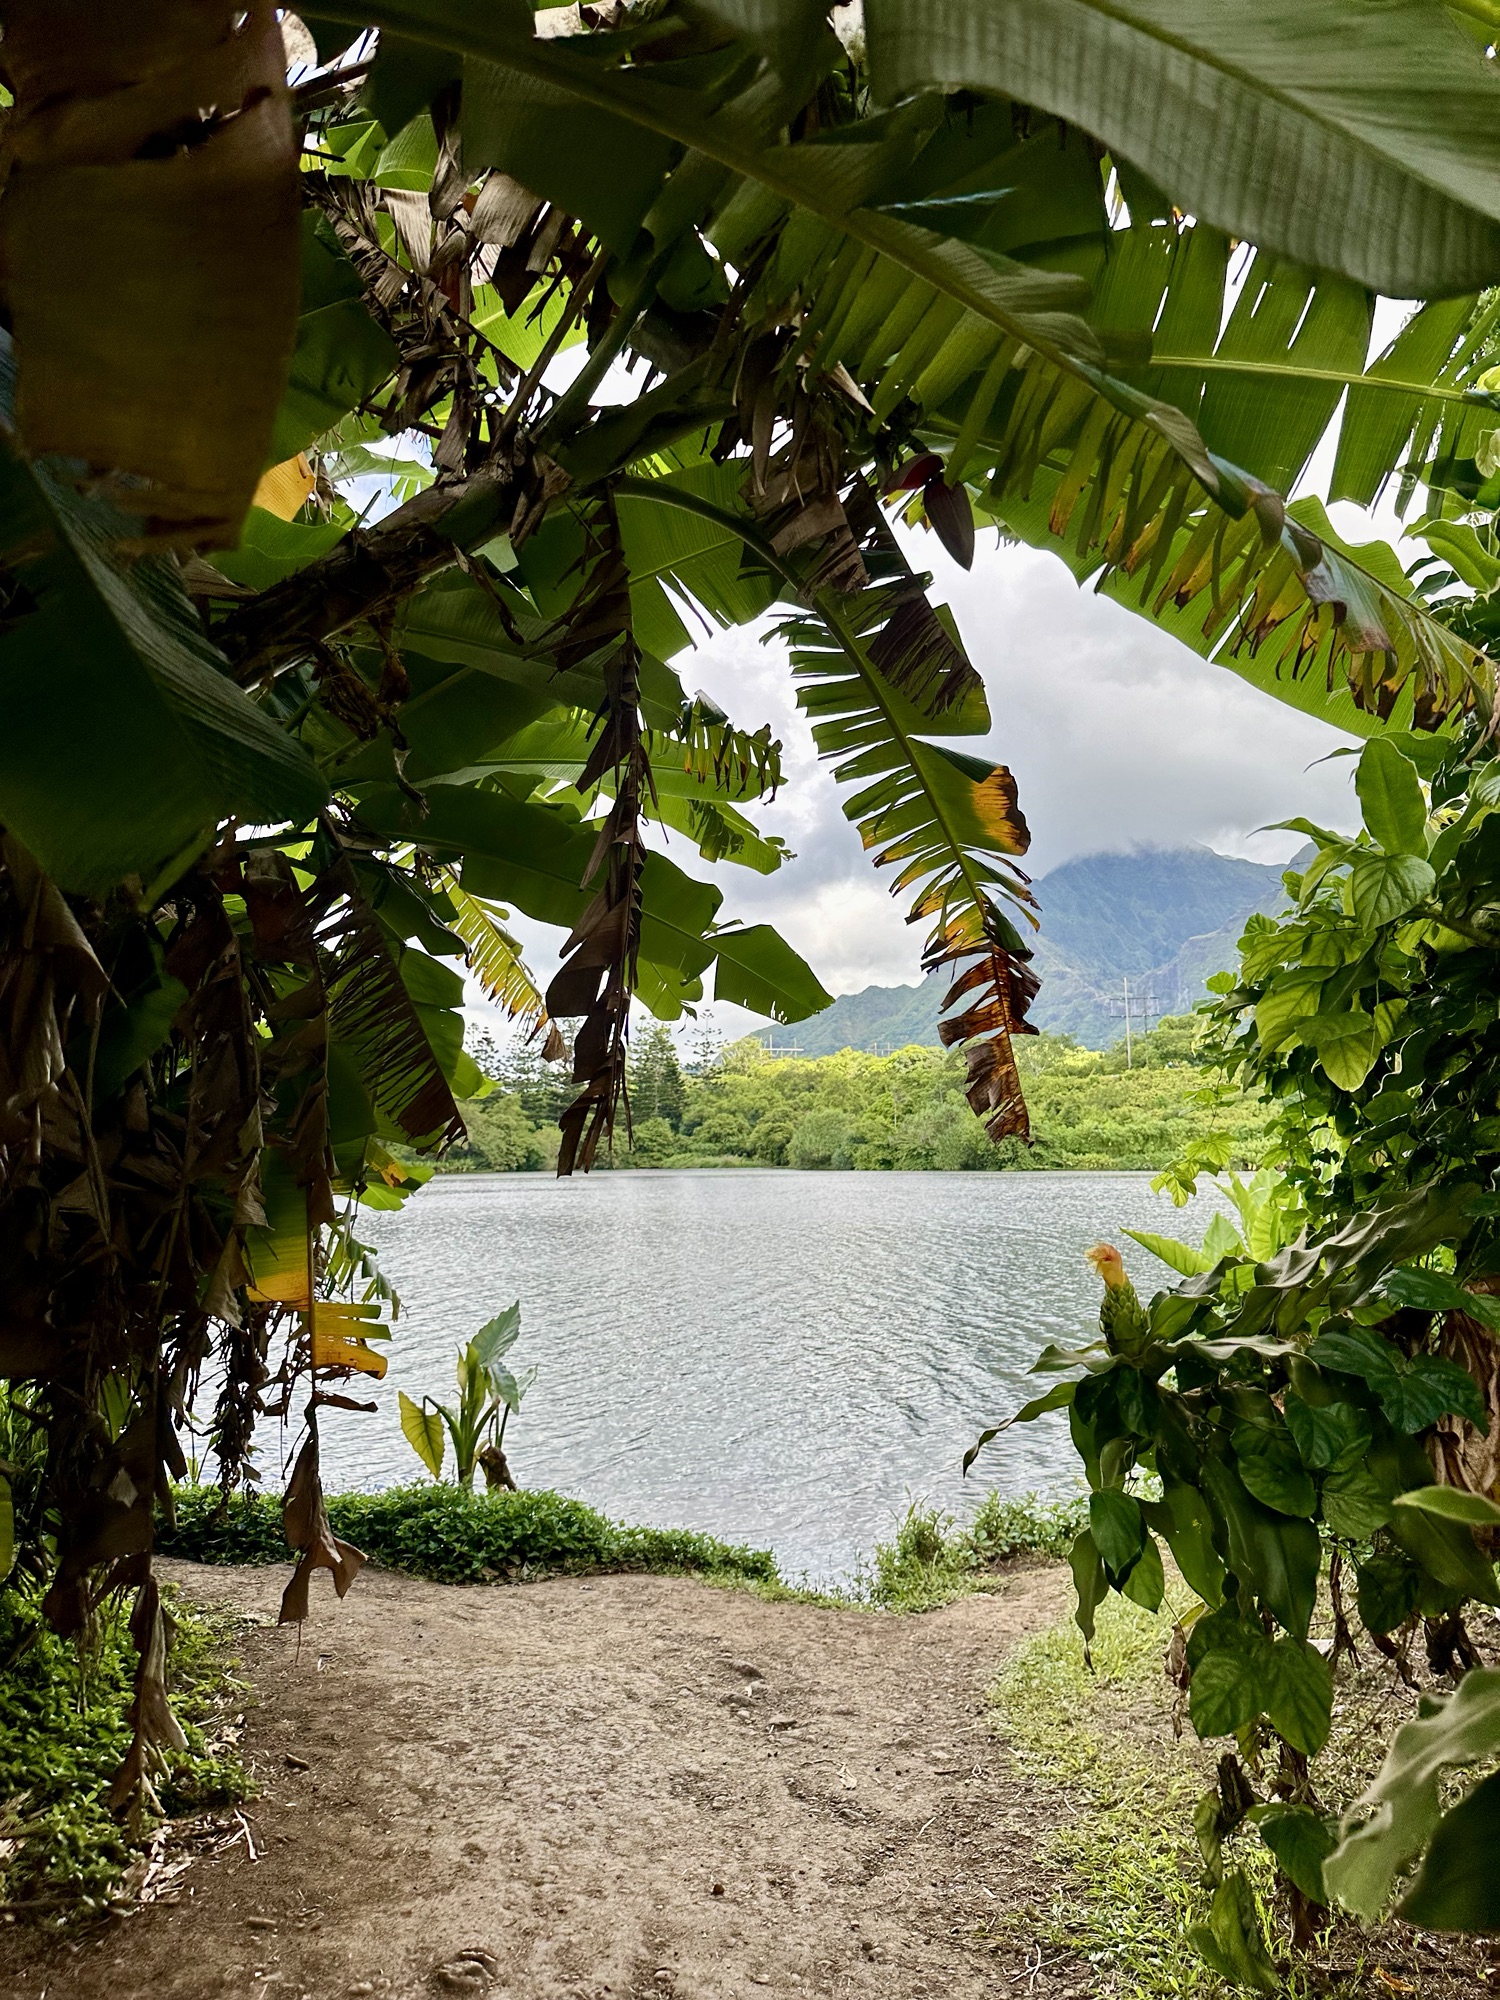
[766,845,1289,1056]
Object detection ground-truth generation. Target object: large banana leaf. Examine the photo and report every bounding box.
[0,441,327,893]
[321,0,1495,740]
[348,783,830,1020]
[863,0,1500,298]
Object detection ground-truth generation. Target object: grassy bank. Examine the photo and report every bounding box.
[160,1482,781,1588]
[0,1587,247,1921]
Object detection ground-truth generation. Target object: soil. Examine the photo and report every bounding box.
[0,1558,1090,2000]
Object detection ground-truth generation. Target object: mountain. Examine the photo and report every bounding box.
[764,845,1289,1056]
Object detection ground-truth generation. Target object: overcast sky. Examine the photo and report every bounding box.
[474,318,1425,1040]
[478,527,1371,1046]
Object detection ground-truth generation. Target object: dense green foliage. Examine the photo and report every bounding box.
[0,1588,245,1917]
[448,1018,1269,1174]
[161,1483,779,1589]
[995,729,1500,1968]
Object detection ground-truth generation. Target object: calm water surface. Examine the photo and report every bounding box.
[298,1169,1223,1584]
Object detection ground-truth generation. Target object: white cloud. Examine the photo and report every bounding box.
[467,528,1367,1047]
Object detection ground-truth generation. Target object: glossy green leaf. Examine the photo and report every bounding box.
[1252,1803,1337,1906]
[1350,852,1436,930]
[1325,1667,1500,1920]
[1089,1488,1145,1572]
[1119,1530,1165,1612]
[0,449,327,894]
[1267,1637,1333,1756]
[1394,1485,1500,1527]
[1356,738,1428,858]
[1232,1424,1317,1518]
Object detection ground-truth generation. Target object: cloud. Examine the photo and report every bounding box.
[470,531,1365,1043]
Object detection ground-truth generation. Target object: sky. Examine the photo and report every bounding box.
[482,525,1371,1044]
[456,313,1425,1045]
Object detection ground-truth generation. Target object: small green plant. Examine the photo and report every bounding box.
[860,1491,1089,1612]
[398,1302,534,1490]
[0,1583,246,1919]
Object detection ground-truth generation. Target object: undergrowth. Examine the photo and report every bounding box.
[857,1490,1088,1612]
[992,1586,1247,1997]
[0,1585,247,1920]
[161,1481,781,1587]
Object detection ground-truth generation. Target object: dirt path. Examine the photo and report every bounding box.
[1,1559,1091,2000]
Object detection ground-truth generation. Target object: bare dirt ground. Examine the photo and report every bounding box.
[0,1559,1089,2000]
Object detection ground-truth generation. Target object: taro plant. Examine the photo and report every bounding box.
[399,1304,535,1492]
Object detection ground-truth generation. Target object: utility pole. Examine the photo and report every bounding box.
[1122,975,1133,1070]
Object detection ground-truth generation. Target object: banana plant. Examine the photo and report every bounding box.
[398,1304,535,1491]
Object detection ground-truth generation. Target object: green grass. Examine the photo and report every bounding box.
[161,1481,781,1587]
[0,1585,247,1921]
[991,1586,1251,1998]
[856,1490,1089,1613]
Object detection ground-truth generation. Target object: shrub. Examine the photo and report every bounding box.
[161,1483,780,1588]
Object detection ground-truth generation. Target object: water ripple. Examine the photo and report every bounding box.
[315,1167,1225,1585]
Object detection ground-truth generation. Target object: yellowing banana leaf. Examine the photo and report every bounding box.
[311,1303,390,1379]
[252,455,317,523]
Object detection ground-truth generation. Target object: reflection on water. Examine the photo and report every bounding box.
[295,1169,1222,1584]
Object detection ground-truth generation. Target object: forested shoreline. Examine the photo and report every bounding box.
[441,1015,1267,1175]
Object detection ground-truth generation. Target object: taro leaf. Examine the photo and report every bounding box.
[1201,1210,1245,1264]
[1356,737,1428,858]
[1320,1462,1394,1541]
[1069,1528,1108,1654]
[1398,1769,1500,1933]
[0,0,301,547]
[1252,1803,1338,1905]
[1089,1489,1146,1572]
[1395,1485,1500,1527]
[1349,852,1436,929]
[472,1302,522,1368]
[922,476,975,570]
[1282,1392,1370,1473]
[0,446,328,895]
[1188,1869,1280,1996]
[1232,1422,1317,1518]
[1324,1667,1500,1921]
[1119,1531,1165,1613]
[1267,1637,1334,1756]
[399,1391,445,1479]
[1356,1553,1422,1635]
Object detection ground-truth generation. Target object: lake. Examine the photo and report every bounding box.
[289,1169,1223,1585]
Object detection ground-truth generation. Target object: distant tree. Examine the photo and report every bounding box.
[629,1023,685,1131]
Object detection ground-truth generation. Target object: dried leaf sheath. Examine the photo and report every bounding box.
[545,521,652,1175]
